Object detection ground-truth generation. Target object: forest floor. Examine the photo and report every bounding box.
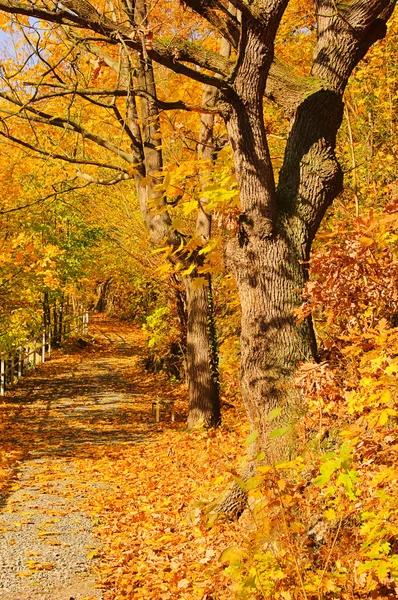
[0,315,248,600]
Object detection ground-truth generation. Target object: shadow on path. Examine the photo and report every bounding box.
[0,315,184,600]
[0,313,182,506]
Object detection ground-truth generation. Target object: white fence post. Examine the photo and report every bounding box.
[0,358,4,396]
[10,354,14,388]
[83,311,89,335]
[18,346,22,379]
[42,331,46,363]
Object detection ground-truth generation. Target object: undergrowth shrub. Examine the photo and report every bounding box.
[142,305,185,379]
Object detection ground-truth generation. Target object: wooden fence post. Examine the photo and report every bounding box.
[53,304,58,347]
[59,303,63,345]
[33,340,37,367]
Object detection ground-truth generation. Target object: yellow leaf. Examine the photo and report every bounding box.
[182,199,198,216]
[181,263,196,276]
[220,546,246,563]
[324,508,336,521]
[359,236,374,247]
[257,465,272,474]
[191,277,207,290]
[379,408,397,425]
[151,245,172,255]
[163,171,171,189]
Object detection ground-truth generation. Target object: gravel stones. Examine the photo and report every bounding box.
[0,458,103,600]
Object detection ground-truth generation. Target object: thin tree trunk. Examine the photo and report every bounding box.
[184,274,220,427]
[132,0,223,427]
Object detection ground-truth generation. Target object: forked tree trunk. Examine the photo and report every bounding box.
[220,2,392,466]
[225,92,344,460]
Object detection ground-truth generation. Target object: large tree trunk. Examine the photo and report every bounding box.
[221,1,390,463]
[227,228,318,458]
[222,17,315,460]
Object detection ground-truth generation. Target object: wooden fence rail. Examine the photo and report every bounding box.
[0,310,89,397]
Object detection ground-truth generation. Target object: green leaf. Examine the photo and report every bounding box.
[244,430,259,447]
[269,426,289,439]
[336,471,357,499]
[314,459,339,487]
[241,475,264,492]
[267,407,283,421]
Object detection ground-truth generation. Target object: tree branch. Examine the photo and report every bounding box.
[23,82,221,113]
[180,0,240,47]
[0,131,131,173]
[0,0,95,29]
[151,38,233,85]
[312,0,396,93]
[266,59,321,115]
[0,93,136,163]
[0,181,92,215]
[75,169,132,185]
[0,0,233,90]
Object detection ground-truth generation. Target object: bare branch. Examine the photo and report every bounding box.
[180,0,240,47]
[0,93,136,163]
[0,181,92,215]
[23,82,221,113]
[65,30,121,71]
[0,131,131,173]
[0,0,95,29]
[75,169,133,185]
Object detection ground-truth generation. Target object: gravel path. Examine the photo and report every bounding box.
[0,317,146,600]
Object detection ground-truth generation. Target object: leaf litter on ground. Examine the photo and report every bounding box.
[0,314,249,600]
